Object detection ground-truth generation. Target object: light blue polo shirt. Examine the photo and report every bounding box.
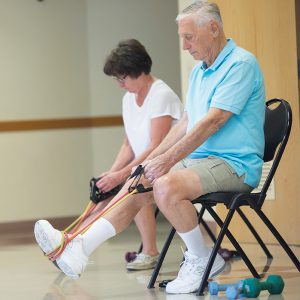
[186,39,265,188]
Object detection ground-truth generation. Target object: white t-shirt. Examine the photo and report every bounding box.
[122,79,183,157]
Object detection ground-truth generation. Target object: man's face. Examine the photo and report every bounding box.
[178,17,214,61]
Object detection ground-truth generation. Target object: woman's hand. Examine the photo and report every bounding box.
[95,171,124,193]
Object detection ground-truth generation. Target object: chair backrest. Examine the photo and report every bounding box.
[259,98,292,205]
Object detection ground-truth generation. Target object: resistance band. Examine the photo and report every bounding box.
[46,165,152,261]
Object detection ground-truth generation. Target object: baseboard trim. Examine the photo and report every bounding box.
[0,217,217,246]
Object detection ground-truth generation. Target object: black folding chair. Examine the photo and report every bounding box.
[148,98,300,295]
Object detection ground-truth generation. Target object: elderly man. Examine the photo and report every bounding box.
[34,0,265,295]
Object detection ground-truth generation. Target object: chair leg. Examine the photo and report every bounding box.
[196,208,236,295]
[154,206,160,218]
[237,207,273,258]
[207,208,260,278]
[256,209,300,271]
[137,242,143,254]
[198,205,217,243]
[147,226,176,289]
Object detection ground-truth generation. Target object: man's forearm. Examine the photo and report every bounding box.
[147,113,188,160]
[143,108,232,181]
[164,108,233,165]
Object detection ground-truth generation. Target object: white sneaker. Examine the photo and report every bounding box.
[166,251,226,294]
[34,220,62,255]
[126,253,159,270]
[34,220,88,279]
[56,235,88,279]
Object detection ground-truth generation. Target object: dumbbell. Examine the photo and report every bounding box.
[125,251,137,262]
[208,280,244,295]
[242,275,284,298]
[218,248,241,261]
[226,286,245,299]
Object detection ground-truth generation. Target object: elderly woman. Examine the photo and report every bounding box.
[35,39,183,271]
[95,39,183,270]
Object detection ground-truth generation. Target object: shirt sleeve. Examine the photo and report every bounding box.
[210,61,256,115]
[149,85,183,120]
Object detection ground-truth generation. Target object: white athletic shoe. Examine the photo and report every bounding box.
[126,253,159,270]
[56,235,88,279]
[34,220,88,279]
[165,250,226,294]
[34,220,62,255]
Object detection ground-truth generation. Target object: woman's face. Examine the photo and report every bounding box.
[113,75,141,93]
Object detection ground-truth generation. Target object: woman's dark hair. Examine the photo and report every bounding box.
[103,39,152,78]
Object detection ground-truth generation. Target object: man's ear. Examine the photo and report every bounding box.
[210,21,219,37]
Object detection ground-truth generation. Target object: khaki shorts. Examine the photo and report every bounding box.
[171,156,252,195]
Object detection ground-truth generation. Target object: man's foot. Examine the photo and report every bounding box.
[34,220,62,254]
[166,251,225,294]
[126,253,159,270]
[56,235,88,279]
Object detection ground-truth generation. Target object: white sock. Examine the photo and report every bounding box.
[177,225,210,258]
[82,217,116,256]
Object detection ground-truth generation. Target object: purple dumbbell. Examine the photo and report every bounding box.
[218,248,241,261]
[125,251,137,262]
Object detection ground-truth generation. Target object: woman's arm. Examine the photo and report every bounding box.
[109,137,135,172]
[96,137,134,192]
[146,112,188,159]
[118,115,174,177]
[97,115,174,192]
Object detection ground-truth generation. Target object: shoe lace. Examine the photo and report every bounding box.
[133,253,147,262]
[178,252,206,279]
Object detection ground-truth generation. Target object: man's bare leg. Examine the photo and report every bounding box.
[154,168,202,231]
[153,168,210,257]
[81,180,154,255]
[153,169,225,294]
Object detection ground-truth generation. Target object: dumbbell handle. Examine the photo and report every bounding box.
[226,286,246,299]
[260,281,271,291]
[209,281,243,295]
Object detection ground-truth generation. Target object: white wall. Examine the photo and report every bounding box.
[0,0,180,222]
[0,0,91,120]
[177,0,198,103]
[0,0,92,222]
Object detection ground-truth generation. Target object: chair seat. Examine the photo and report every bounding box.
[193,192,261,209]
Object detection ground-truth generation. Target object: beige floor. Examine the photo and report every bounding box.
[0,221,299,300]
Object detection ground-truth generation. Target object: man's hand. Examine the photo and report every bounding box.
[143,154,172,184]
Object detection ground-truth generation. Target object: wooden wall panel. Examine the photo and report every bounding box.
[214,0,300,244]
[0,116,123,132]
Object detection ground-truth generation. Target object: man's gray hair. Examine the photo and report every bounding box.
[176,0,223,28]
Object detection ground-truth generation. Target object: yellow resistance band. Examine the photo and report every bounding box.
[47,188,138,261]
